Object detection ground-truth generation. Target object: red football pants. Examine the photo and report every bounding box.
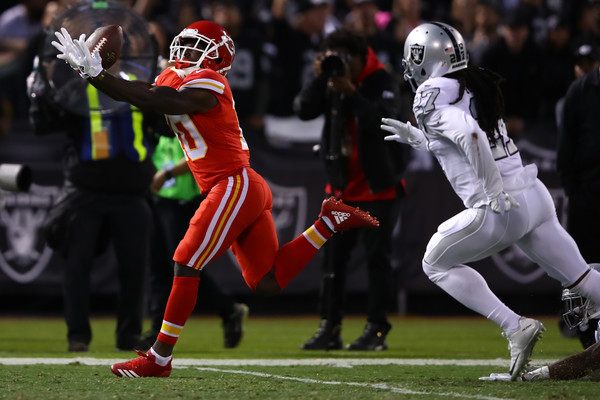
[173,167,278,290]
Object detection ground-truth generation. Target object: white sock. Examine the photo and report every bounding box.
[424,263,521,332]
[570,268,600,306]
[491,310,521,336]
[149,347,172,366]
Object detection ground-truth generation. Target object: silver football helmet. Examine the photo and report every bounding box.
[402,22,469,92]
[562,263,600,330]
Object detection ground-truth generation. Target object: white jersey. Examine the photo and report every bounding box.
[413,77,536,208]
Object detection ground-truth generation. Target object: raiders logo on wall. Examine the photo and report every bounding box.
[0,185,60,283]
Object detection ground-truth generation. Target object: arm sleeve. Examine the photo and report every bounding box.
[349,71,407,192]
[293,76,328,120]
[427,106,504,200]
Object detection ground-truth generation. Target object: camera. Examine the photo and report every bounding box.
[321,53,349,78]
[0,164,32,192]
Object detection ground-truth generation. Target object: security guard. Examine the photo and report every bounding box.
[42,82,157,352]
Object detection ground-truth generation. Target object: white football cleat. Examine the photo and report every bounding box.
[504,317,545,381]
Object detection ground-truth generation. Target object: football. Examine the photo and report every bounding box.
[85,24,123,70]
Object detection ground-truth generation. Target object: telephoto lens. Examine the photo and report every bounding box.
[321,54,348,78]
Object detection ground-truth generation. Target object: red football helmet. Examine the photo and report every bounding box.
[169,21,235,74]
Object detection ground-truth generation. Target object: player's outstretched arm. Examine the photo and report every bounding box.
[52,27,217,115]
[548,341,600,380]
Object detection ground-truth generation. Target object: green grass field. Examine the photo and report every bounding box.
[0,315,596,399]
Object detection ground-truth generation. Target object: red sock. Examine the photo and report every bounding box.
[156,276,200,345]
[274,219,333,289]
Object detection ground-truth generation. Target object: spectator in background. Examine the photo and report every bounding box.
[128,0,178,59]
[479,3,542,139]
[206,0,270,147]
[571,0,600,49]
[0,0,48,136]
[449,0,478,38]
[384,0,423,46]
[262,0,340,149]
[142,134,249,350]
[382,0,424,115]
[572,42,600,79]
[294,28,406,350]
[465,0,501,67]
[342,0,401,72]
[28,0,159,352]
[538,14,573,127]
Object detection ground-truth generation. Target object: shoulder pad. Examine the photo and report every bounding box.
[181,68,227,94]
[416,77,460,107]
[155,67,182,87]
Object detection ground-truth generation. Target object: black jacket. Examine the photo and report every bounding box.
[293,67,407,194]
[558,67,600,196]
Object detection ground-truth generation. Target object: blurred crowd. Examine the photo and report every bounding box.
[1,0,600,148]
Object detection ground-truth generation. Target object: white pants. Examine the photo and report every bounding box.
[421,179,593,332]
[424,179,588,286]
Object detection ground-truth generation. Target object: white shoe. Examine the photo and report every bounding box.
[504,317,545,381]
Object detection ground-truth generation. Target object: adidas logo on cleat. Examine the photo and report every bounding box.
[331,211,350,224]
[318,197,379,232]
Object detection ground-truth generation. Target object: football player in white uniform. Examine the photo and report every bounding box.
[382,22,600,381]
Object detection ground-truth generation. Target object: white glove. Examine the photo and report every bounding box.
[52,28,103,79]
[489,191,520,214]
[478,372,512,381]
[381,118,428,151]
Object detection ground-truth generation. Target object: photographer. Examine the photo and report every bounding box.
[293,28,407,350]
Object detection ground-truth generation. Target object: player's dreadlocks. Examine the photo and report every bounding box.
[446,66,505,140]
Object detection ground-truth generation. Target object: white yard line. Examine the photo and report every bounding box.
[0,357,541,400]
[0,357,558,367]
[196,366,516,400]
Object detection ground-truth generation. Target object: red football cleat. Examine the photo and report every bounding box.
[111,349,172,378]
[318,197,379,232]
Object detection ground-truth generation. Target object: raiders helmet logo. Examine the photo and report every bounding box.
[410,44,425,65]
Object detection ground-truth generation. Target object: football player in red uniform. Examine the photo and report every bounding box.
[52,21,379,377]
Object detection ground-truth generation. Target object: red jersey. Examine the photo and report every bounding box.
[155,67,250,193]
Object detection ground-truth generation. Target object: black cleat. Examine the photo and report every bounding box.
[346,321,391,351]
[301,320,342,350]
[68,340,89,352]
[223,303,249,348]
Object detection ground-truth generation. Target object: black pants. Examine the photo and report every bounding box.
[318,198,399,325]
[61,189,151,348]
[567,192,600,263]
[147,195,235,332]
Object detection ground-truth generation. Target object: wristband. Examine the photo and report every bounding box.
[164,169,173,180]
